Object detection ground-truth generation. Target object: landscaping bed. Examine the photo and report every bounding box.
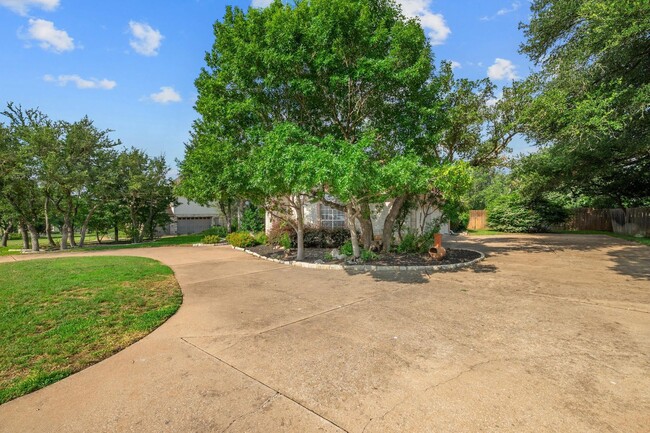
[247,244,481,266]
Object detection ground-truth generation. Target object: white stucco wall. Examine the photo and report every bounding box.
[265,200,449,235]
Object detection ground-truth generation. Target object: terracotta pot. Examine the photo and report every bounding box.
[428,245,446,261]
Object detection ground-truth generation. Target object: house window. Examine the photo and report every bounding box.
[320,204,346,229]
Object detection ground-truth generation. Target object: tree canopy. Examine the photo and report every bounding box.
[517,0,650,208]
[181,0,508,257]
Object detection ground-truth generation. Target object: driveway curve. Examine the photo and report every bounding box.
[0,234,648,432]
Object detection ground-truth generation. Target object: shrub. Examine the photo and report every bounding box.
[397,232,418,254]
[487,194,568,233]
[278,232,292,249]
[201,235,221,244]
[225,231,257,248]
[202,226,228,237]
[267,220,295,247]
[240,204,265,232]
[340,240,353,256]
[360,249,378,261]
[302,226,350,248]
[254,231,268,245]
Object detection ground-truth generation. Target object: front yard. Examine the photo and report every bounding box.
[0,256,182,404]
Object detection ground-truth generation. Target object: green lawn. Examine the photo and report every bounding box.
[466,229,508,236]
[1,233,204,256]
[0,256,182,404]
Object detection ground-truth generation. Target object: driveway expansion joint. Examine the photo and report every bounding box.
[180,337,349,433]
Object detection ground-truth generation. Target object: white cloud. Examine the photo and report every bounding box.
[0,0,58,15]
[25,19,74,52]
[450,60,461,69]
[487,58,519,80]
[251,0,273,7]
[149,86,182,104]
[497,2,521,16]
[129,21,163,56]
[481,2,521,21]
[44,74,117,89]
[396,0,450,46]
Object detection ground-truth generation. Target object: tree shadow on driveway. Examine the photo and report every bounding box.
[608,246,650,280]
[344,261,497,284]
[447,233,650,281]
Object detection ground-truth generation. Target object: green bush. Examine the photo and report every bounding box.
[201,235,221,244]
[360,249,378,261]
[487,194,568,233]
[396,229,437,254]
[267,221,295,247]
[254,231,268,245]
[278,232,292,249]
[202,226,228,237]
[241,204,265,232]
[339,240,353,256]
[397,232,418,253]
[225,231,257,248]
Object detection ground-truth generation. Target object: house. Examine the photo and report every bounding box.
[265,200,450,236]
[163,197,230,235]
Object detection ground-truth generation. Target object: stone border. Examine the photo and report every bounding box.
[231,246,485,272]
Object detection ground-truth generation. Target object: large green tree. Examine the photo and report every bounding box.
[39,117,120,249]
[0,105,55,251]
[183,0,515,257]
[117,149,175,243]
[517,0,650,208]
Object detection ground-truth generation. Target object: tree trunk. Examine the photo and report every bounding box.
[46,223,56,247]
[69,224,77,247]
[96,231,102,244]
[359,202,374,249]
[114,225,119,242]
[1,221,12,247]
[346,204,361,259]
[27,224,40,252]
[78,206,99,248]
[236,200,243,231]
[60,216,70,250]
[295,204,305,261]
[382,195,407,253]
[19,223,29,249]
[130,207,139,243]
[44,198,56,248]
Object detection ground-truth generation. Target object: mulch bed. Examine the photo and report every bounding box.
[246,245,481,267]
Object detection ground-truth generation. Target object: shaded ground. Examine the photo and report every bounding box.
[247,244,481,266]
[0,233,648,432]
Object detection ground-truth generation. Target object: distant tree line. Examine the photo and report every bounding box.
[0,103,175,251]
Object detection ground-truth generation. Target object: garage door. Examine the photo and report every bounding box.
[177,217,212,234]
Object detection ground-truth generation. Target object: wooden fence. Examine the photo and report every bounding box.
[556,208,613,232]
[610,207,650,237]
[470,207,649,236]
[468,210,487,230]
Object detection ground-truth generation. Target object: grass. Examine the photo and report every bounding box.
[1,233,204,256]
[0,256,182,404]
[466,229,508,236]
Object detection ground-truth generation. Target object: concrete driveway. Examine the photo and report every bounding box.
[0,234,648,432]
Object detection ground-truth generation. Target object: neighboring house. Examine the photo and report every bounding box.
[265,200,450,237]
[162,197,230,235]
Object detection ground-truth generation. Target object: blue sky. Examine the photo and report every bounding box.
[0,0,534,172]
